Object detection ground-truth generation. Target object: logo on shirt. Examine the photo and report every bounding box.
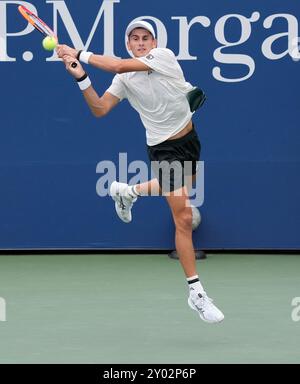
[146,54,154,60]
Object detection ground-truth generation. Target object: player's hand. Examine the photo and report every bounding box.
[63,55,85,79]
[56,44,78,59]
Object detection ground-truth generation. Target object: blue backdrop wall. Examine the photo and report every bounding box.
[1,0,299,250]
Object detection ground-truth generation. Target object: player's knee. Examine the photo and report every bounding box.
[174,208,193,232]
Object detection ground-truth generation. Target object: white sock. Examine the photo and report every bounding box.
[127,185,140,199]
[187,275,205,294]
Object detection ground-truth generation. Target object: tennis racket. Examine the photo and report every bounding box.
[18,5,77,68]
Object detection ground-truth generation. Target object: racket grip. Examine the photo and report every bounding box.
[71,62,77,68]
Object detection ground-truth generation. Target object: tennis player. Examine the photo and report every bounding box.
[57,21,224,323]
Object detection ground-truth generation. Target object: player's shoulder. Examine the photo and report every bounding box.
[148,47,176,58]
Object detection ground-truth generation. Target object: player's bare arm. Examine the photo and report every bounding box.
[82,90,120,117]
[89,55,150,73]
[63,55,120,117]
[57,45,150,73]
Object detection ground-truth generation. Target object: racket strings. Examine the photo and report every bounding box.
[19,6,56,38]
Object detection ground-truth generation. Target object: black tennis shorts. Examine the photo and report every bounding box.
[147,124,201,193]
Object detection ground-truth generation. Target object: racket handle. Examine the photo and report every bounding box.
[71,62,77,68]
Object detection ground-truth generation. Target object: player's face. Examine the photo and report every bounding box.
[127,29,157,57]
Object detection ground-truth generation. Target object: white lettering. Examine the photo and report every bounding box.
[291,297,300,322]
[128,160,149,190]
[0,297,6,321]
[213,12,260,82]
[262,14,299,60]
[0,1,36,62]
[291,37,300,61]
[46,0,119,61]
[103,369,138,381]
[0,1,299,82]
[96,161,116,197]
[172,16,211,60]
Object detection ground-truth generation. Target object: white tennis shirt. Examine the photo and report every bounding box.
[106,48,194,146]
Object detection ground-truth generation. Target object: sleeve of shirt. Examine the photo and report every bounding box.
[106,74,126,101]
[137,48,182,78]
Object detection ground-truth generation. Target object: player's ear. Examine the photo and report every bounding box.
[127,38,132,52]
[153,38,157,48]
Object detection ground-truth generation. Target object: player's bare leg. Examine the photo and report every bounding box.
[165,186,224,323]
[135,178,162,196]
[165,186,196,277]
[135,173,197,196]
[109,175,196,223]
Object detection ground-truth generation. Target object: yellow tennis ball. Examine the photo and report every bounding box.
[42,36,57,51]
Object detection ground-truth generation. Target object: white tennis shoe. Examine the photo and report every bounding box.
[109,181,137,223]
[188,288,224,323]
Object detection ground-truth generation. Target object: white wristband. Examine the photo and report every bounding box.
[79,51,93,64]
[77,75,92,91]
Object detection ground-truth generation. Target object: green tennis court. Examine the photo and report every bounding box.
[0,253,299,364]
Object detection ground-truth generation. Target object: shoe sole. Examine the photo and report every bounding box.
[188,297,224,324]
[114,201,131,223]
